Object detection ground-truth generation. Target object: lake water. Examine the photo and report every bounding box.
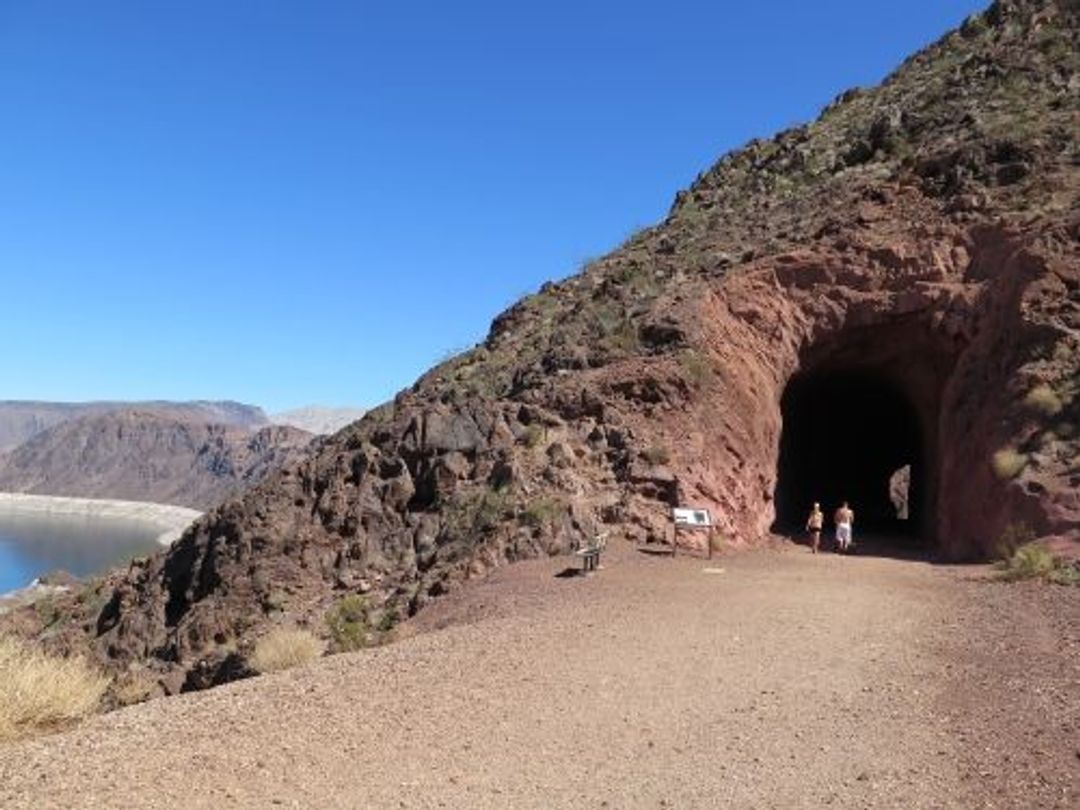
[0,510,163,593]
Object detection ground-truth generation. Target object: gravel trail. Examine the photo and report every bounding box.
[1,541,1075,808]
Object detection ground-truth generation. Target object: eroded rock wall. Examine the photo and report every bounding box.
[677,216,1077,559]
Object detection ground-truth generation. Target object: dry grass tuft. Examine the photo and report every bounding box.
[250,628,323,674]
[0,635,109,741]
[112,669,160,707]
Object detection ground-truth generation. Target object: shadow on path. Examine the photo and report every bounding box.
[777,530,978,564]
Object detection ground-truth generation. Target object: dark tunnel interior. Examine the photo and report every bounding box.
[772,368,927,542]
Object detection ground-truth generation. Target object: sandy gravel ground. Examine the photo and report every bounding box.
[0,540,1076,809]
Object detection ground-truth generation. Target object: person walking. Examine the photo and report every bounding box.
[805,502,824,554]
[834,501,855,553]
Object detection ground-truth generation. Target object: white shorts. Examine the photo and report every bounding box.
[836,524,852,545]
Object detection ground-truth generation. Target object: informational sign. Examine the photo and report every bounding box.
[672,507,712,528]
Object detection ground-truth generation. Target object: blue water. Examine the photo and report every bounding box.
[0,511,162,593]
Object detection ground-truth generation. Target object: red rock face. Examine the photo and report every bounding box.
[667,220,1077,560]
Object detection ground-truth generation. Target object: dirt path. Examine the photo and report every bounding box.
[1,541,1076,808]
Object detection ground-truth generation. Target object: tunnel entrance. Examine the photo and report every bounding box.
[772,367,929,544]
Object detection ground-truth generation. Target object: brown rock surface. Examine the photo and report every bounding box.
[6,0,1076,693]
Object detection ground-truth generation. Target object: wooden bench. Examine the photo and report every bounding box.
[575,532,609,573]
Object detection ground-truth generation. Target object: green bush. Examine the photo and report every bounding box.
[376,607,401,634]
[325,595,371,652]
[1047,563,1080,587]
[521,496,564,529]
[996,543,1055,581]
[995,542,1079,586]
[444,487,513,538]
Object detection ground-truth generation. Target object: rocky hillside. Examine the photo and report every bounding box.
[0,401,267,452]
[11,0,1077,696]
[0,410,314,510]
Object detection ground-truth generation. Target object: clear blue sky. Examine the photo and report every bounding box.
[0,1,986,412]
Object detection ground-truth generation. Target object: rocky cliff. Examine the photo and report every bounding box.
[0,410,314,510]
[14,0,1078,695]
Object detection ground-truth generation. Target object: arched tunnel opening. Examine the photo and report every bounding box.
[773,371,925,541]
[771,320,956,550]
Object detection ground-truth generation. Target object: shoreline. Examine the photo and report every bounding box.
[0,492,202,547]
[0,492,203,609]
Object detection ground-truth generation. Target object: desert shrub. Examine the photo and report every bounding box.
[991,447,1027,480]
[622,225,652,248]
[74,580,111,622]
[993,522,1036,560]
[463,367,510,400]
[959,12,988,38]
[33,597,61,629]
[521,496,564,529]
[1023,384,1063,416]
[641,445,671,465]
[593,304,640,355]
[0,635,109,741]
[261,589,288,614]
[250,628,323,673]
[376,607,401,634]
[522,424,545,448]
[444,487,512,538]
[112,669,159,707]
[680,349,713,387]
[325,595,371,652]
[614,264,660,298]
[604,319,640,354]
[996,543,1056,582]
[1047,562,1080,587]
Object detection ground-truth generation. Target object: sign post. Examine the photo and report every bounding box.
[671,507,715,558]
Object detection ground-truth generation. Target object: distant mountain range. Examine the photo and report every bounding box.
[0,401,267,452]
[268,406,366,435]
[0,400,366,510]
[0,408,315,510]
